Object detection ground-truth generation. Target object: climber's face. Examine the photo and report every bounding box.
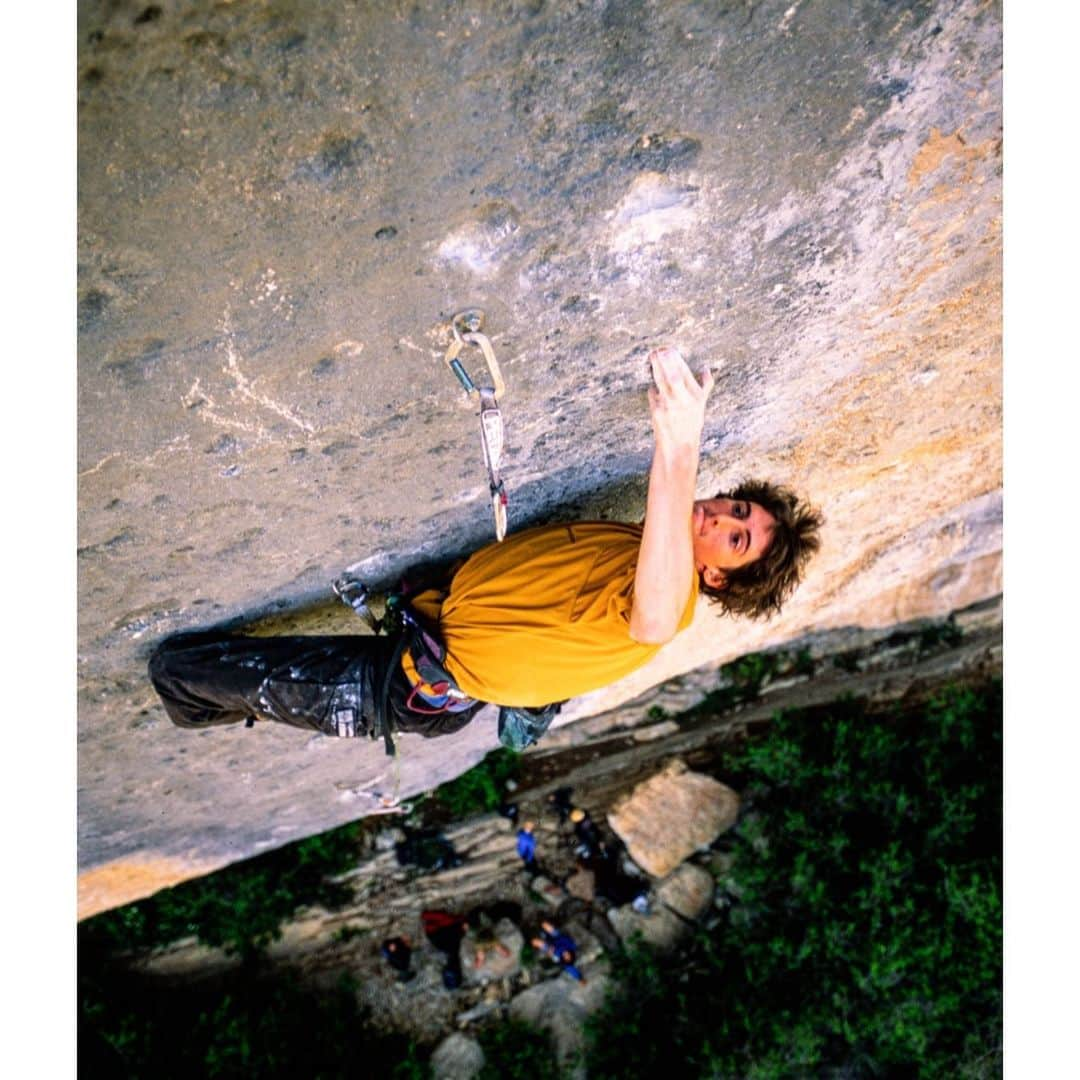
[691,497,776,590]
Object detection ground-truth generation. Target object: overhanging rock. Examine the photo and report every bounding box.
[78,0,1001,916]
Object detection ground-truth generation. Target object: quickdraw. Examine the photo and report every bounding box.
[331,575,381,633]
[445,309,509,542]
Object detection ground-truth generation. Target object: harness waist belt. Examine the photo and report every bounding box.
[400,635,477,713]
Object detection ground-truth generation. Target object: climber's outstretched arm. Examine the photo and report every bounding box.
[628,346,714,645]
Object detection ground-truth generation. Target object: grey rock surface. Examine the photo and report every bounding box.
[462,918,524,984]
[509,971,610,1078]
[609,862,716,950]
[78,0,1001,915]
[430,1033,485,1080]
[607,758,740,877]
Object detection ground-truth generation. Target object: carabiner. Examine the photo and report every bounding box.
[445,310,506,399]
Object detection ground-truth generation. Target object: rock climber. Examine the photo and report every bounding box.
[569,807,603,861]
[148,346,822,752]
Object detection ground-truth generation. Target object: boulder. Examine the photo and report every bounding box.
[609,863,715,951]
[509,973,610,1079]
[564,866,596,903]
[462,918,524,985]
[607,759,739,878]
[526,874,567,911]
[430,1033,485,1080]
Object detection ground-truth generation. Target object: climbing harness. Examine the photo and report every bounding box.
[331,565,565,755]
[329,572,401,763]
[331,571,479,764]
[444,309,509,541]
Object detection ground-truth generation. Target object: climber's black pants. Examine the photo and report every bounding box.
[148,632,482,739]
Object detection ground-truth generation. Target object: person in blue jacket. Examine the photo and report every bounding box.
[533,920,585,983]
[516,820,538,872]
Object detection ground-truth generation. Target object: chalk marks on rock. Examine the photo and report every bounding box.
[609,171,699,254]
[435,200,524,278]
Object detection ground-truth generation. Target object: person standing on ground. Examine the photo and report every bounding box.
[569,807,603,861]
[421,909,469,989]
[517,820,538,873]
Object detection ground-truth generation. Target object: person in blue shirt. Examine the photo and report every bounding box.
[533,919,585,983]
[516,820,538,872]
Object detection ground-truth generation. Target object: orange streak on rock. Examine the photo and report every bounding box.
[78,855,220,921]
[908,127,1001,189]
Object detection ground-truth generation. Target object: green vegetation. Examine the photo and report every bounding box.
[684,645,815,719]
[917,616,964,651]
[427,747,521,817]
[81,823,365,961]
[79,649,998,1078]
[77,746,533,1075]
[584,680,1002,1079]
[80,952,558,1080]
[722,649,786,691]
[79,967,429,1079]
[476,1018,561,1079]
[332,923,369,944]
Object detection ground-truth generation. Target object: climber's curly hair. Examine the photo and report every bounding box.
[702,479,823,620]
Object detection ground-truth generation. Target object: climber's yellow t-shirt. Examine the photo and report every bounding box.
[408,522,698,707]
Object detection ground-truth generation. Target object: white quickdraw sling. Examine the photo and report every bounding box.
[444,309,509,541]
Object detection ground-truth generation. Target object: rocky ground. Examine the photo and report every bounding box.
[126,596,1001,1073]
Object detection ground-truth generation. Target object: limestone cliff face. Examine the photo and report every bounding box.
[77,0,1001,917]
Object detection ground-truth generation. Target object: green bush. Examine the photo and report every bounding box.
[585,680,1003,1078]
[687,647,816,720]
[80,967,429,1079]
[429,747,521,817]
[476,1018,560,1080]
[722,650,781,692]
